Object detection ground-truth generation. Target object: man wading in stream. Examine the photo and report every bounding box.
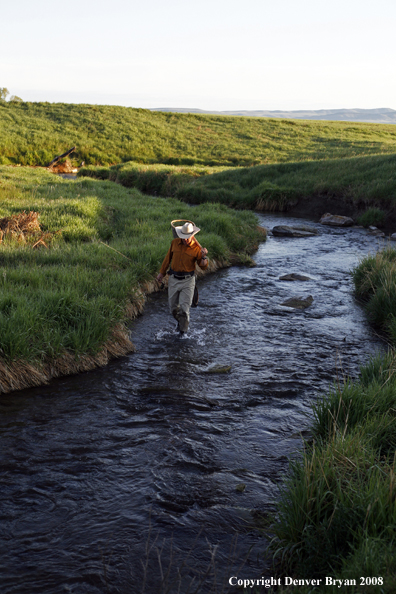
[156,221,208,335]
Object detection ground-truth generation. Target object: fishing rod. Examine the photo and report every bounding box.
[99,219,207,292]
[98,241,165,288]
[100,221,207,263]
[99,241,132,262]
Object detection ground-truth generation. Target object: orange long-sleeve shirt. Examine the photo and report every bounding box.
[159,238,208,276]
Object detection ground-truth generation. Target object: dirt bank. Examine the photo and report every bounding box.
[286,194,396,233]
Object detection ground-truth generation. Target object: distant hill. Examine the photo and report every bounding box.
[151,107,396,124]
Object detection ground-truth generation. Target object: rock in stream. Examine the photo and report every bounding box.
[272,225,317,237]
[279,273,311,281]
[280,295,314,309]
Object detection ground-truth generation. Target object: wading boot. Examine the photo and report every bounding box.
[176,322,185,336]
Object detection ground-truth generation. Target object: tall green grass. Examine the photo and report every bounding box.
[270,249,396,592]
[353,246,396,342]
[0,166,263,364]
[271,356,396,593]
[1,101,396,167]
[81,153,396,212]
[357,207,386,228]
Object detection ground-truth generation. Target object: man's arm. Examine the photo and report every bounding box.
[197,246,208,269]
[157,244,172,281]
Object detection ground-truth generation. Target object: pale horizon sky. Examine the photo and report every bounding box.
[2,0,396,111]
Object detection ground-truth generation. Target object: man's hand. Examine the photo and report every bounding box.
[201,247,208,258]
[156,273,163,282]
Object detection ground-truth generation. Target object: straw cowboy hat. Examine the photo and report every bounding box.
[174,221,200,239]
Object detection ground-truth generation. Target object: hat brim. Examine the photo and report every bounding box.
[175,225,200,239]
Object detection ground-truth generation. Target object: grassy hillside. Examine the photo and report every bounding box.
[1,101,396,167]
[0,166,263,392]
[80,153,396,215]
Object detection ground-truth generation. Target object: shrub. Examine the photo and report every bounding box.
[357,207,386,227]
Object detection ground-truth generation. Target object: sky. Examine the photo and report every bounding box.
[2,0,396,111]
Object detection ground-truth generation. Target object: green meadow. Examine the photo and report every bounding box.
[0,166,263,369]
[1,101,396,167]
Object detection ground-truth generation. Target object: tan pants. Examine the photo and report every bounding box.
[168,274,195,333]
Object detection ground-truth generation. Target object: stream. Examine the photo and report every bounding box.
[0,214,387,593]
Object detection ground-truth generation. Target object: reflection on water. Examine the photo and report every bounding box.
[0,214,386,593]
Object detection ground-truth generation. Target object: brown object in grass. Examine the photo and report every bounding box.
[48,158,75,174]
[0,211,56,248]
[0,211,41,243]
[32,233,52,249]
[47,146,76,168]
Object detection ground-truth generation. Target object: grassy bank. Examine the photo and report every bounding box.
[1,102,396,167]
[269,248,396,593]
[0,166,264,392]
[80,153,396,216]
[353,246,396,341]
[79,162,228,194]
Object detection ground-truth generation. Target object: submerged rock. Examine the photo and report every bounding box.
[368,226,385,237]
[272,225,317,237]
[279,273,311,281]
[205,364,232,374]
[319,213,354,227]
[236,483,246,493]
[281,295,314,309]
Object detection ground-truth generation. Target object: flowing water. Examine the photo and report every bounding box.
[0,214,387,593]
